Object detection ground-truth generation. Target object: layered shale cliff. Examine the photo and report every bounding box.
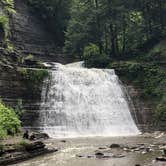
[0,0,59,127]
[10,0,64,62]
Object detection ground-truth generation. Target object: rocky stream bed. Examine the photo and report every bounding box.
[4,132,165,166]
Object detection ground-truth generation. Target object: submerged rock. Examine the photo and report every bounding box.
[95,152,104,156]
[163,149,166,155]
[110,144,121,148]
[98,147,107,150]
[60,140,67,143]
[156,157,166,162]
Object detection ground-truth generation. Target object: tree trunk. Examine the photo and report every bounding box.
[158,0,164,30]
[94,0,103,54]
[110,24,116,57]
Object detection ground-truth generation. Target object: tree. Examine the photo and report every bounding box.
[28,0,166,58]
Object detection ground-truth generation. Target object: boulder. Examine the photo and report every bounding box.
[156,157,166,162]
[60,140,66,143]
[95,152,104,156]
[163,149,166,155]
[29,133,49,141]
[109,144,120,148]
[25,141,45,152]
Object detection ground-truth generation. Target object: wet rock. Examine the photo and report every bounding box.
[76,154,94,158]
[114,154,125,158]
[29,132,49,141]
[123,148,131,152]
[109,144,120,148]
[98,147,107,150]
[25,141,45,152]
[87,155,93,158]
[156,157,166,162]
[95,152,104,156]
[163,149,166,155]
[24,59,37,66]
[130,146,138,150]
[60,140,66,143]
[142,151,147,154]
[133,148,140,152]
[76,154,84,158]
[0,142,58,165]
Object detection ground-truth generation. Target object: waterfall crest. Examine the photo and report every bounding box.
[40,62,140,138]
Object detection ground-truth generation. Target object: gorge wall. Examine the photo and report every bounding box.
[0,66,43,127]
[0,0,65,127]
[10,0,65,62]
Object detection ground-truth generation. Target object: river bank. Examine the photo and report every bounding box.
[9,132,166,166]
[0,133,58,166]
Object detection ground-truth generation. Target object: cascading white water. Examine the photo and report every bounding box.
[40,62,140,138]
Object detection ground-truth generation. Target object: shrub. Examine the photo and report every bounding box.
[83,43,100,59]
[25,54,34,61]
[0,102,21,139]
[19,68,49,85]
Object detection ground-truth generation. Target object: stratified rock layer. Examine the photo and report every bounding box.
[10,0,65,62]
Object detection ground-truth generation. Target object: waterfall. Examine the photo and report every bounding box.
[39,62,140,138]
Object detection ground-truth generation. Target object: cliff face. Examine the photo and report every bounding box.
[10,0,65,62]
[0,67,43,127]
[126,85,155,132]
[0,0,66,129]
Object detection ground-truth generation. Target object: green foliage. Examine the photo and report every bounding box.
[83,43,110,68]
[0,102,21,139]
[0,15,9,40]
[64,0,166,59]
[18,68,49,95]
[83,44,100,59]
[0,0,15,52]
[2,0,16,14]
[0,126,7,140]
[19,68,49,85]
[25,54,34,61]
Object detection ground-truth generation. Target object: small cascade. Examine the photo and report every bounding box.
[39,62,140,138]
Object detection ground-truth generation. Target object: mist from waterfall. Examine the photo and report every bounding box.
[40,62,140,138]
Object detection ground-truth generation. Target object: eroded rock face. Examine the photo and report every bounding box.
[126,85,155,132]
[10,0,65,62]
[0,67,43,127]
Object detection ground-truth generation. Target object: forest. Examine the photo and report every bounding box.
[27,0,165,58]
